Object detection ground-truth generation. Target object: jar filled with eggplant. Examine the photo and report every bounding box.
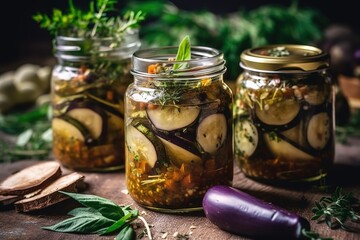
[51,30,141,171]
[234,44,334,183]
[125,37,233,212]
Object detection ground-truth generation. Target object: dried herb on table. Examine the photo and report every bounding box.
[311,186,360,232]
[42,191,152,240]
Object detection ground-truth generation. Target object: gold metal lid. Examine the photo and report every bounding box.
[240,44,329,72]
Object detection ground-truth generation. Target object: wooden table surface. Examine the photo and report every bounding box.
[1,138,360,240]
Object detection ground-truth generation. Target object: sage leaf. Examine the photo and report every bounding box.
[42,213,114,234]
[173,35,191,70]
[60,191,124,221]
[41,128,52,142]
[16,129,33,146]
[115,224,135,240]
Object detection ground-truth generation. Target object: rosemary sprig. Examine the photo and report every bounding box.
[311,187,360,232]
[33,0,145,41]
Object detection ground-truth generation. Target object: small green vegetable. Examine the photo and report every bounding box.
[42,191,152,239]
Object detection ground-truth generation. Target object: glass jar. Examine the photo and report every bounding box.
[51,30,141,171]
[125,46,233,212]
[234,44,334,183]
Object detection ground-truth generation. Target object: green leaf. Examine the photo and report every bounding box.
[42,213,114,234]
[60,191,124,221]
[41,128,52,142]
[115,224,135,240]
[67,207,102,217]
[16,129,33,146]
[104,210,138,234]
[173,35,191,70]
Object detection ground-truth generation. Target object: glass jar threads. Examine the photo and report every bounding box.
[234,44,334,182]
[51,30,141,171]
[125,46,233,212]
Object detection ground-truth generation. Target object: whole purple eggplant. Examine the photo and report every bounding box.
[202,185,310,239]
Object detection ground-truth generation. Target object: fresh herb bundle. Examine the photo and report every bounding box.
[147,35,192,105]
[42,191,152,240]
[33,0,145,41]
[126,0,326,80]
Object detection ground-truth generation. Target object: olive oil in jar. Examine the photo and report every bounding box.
[125,42,233,212]
[51,31,141,171]
[234,45,334,182]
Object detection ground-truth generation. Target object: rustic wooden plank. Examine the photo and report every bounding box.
[0,154,360,240]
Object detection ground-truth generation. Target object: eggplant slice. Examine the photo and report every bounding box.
[159,137,202,167]
[255,99,301,128]
[234,120,259,157]
[303,87,327,105]
[52,117,87,142]
[264,133,317,161]
[126,121,167,168]
[281,121,306,147]
[66,107,105,139]
[147,106,200,131]
[306,112,331,150]
[196,113,227,154]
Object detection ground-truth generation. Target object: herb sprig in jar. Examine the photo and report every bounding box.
[33,0,145,46]
[34,0,145,171]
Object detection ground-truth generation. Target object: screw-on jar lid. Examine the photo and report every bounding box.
[240,44,329,72]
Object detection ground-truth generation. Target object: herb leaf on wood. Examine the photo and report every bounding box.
[311,187,360,232]
[42,191,152,239]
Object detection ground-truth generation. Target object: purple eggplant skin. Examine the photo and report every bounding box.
[202,185,310,240]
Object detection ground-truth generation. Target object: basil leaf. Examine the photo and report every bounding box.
[60,191,124,221]
[42,213,114,234]
[115,224,135,240]
[68,207,104,217]
[173,35,191,70]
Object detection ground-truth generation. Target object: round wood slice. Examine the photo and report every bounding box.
[14,172,84,212]
[0,161,62,196]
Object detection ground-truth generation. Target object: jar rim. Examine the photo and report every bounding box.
[131,46,226,79]
[54,29,141,62]
[240,44,329,72]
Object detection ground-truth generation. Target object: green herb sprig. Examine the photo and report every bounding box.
[0,103,52,163]
[152,35,191,105]
[311,187,360,232]
[42,191,152,240]
[33,0,145,41]
[127,0,326,80]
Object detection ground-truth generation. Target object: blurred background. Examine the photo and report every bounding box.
[0,0,359,75]
[1,0,359,162]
